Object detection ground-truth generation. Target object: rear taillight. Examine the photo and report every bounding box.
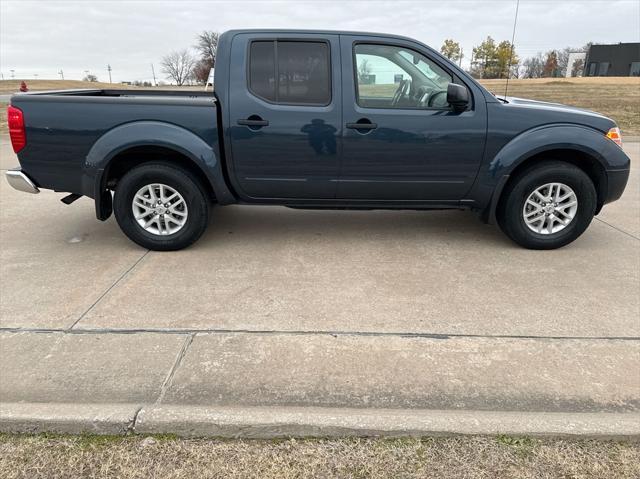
[7,105,26,153]
[606,127,622,148]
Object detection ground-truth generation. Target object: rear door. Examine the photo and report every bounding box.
[338,35,487,201]
[227,33,341,199]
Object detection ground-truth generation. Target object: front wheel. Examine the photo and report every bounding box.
[497,161,597,249]
[113,163,209,251]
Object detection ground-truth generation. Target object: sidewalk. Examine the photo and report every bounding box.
[1,138,639,437]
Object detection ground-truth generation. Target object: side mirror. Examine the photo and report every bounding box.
[447,83,469,111]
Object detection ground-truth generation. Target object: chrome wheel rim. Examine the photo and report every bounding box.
[523,182,578,235]
[132,183,188,236]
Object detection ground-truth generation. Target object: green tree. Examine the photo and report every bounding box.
[471,36,496,78]
[495,40,519,79]
[440,39,462,63]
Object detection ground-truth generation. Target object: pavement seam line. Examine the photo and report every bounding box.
[0,327,640,341]
[66,250,150,331]
[1,326,639,342]
[595,217,640,241]
[155,333,195,405]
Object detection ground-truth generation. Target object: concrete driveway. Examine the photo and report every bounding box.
[1,136,638,436]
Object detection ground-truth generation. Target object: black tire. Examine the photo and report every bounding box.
[497,161,597,249]
[113,163,209,251]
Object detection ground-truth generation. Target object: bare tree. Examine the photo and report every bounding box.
[161,49,197,86]
[570,58,585,77]
[192,60,212,85]
[195,31,220,66]
[521,53,545,78]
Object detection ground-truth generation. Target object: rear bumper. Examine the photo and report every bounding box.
[5,168,40,194]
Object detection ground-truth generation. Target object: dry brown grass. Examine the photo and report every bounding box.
[0,434,639,479]
[0,79,139,94]
[0,79,204,95]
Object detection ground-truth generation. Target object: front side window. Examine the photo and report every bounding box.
[354,43,453,109]
[249,40,331,105]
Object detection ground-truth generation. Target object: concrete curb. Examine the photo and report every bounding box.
[0,403,139,435]
[2,402,639,438]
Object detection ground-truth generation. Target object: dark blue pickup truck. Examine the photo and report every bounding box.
[6,29,630,250]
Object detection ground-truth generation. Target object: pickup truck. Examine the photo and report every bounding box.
[6,29,630,251]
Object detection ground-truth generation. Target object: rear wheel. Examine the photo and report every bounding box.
[497,161,597,249]
[113,163,209,251]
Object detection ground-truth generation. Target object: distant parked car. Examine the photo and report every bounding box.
[6,29,630,250]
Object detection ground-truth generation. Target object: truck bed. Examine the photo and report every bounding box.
[10,89,219,198]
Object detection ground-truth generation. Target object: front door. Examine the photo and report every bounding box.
[227,33,341,199]
[338,36,487,201]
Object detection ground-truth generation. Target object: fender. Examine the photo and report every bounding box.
[469,123,630,223]
[82,121,236,220]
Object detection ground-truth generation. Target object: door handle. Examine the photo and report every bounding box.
[237,118,269,127]
[346,121,377,130]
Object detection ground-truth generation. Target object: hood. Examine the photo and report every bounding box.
[493,95,616,133]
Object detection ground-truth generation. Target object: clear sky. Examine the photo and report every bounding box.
[1,0,639,83]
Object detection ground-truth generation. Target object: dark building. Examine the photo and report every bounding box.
[585,43,640,76]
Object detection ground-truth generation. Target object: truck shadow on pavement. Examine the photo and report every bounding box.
[196,205,511,249]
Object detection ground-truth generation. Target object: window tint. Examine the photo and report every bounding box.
[354,44,453,109]
[249,41,276,101]
[249,40,331,105]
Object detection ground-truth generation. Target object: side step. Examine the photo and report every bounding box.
[61,193,82,205]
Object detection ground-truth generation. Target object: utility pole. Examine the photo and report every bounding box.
[151,63,157,86]
[107,64,112,83]
[59,69,64,80]
[10,70,15,79]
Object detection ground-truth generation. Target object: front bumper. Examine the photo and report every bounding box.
[604,168,630,204]
[5,168,40,194]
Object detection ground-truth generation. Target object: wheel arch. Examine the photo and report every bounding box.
[83,121,235,220]
[480,125,615,223]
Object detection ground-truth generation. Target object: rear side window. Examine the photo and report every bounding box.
[249,40,331,105]
[249,41,276,101]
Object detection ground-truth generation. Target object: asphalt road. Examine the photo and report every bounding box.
[0,137,638,436]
